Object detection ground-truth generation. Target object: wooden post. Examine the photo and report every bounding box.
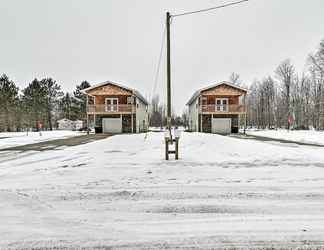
[165,138,169,160]
[131,114,134,133]
[86,95,89,135]
[244,93,247,135]
[93,96,96,133]
[175,138,179,160]
[166,12,172,134]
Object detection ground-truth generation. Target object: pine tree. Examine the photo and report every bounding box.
[22,79,46,130]
[59,93,73,119]
[0,74,19,132]
[40,78,63,130]
[72,81,90,120]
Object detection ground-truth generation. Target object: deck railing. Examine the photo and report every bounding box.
[87,104,135,113]
[200,104,246,113]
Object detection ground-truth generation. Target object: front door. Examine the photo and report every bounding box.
[106,98,118,112]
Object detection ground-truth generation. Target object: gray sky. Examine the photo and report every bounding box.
[1,0,324,114]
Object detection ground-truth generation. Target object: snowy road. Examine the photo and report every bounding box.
[1,132,324,249]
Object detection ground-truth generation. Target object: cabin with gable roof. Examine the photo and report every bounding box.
[186,81,247,134]
[82,81,149,133]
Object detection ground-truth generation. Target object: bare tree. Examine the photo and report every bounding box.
[275,59,295,130]
[229,72,242,85]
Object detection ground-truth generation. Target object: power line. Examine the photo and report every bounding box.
[151,24,166,101]
[171,0,249,18]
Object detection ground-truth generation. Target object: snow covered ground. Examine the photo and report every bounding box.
[1,132,324,249]
[245,129,324,145]
[0,130,82,150]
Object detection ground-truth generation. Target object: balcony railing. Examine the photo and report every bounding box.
[87,104,135,113]
[200,104,246,113]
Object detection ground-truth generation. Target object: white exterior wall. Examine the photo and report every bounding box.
[188,98,199,132]
[135,98,148,133]
[74,120,84,131]
[58,119,74,130]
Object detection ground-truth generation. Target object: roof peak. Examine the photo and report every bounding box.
[186,81,248,105]
[81,80,148,105]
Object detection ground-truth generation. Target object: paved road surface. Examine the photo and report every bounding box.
[0,133,112,152]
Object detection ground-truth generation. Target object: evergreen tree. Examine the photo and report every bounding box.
[0,74,19,131]
[22,78,46,130]
[59,93,73,119]
[73,81,90,120]
[40,78,63,130]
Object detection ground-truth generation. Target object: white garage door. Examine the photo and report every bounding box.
[102,118,122,133]
[212,118,231,134]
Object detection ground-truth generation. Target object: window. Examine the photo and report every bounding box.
[127,96,133,104]
[105,98,118,112]
[215,98,228,112]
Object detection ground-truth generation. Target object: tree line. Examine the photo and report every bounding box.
[2,38,323,132]
[0,76,90,132]
[149,95,188,128]
[245,38,324,130]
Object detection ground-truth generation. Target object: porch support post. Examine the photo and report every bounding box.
[244,93,247,135]
[211,114,212,133]
[131,113,134,133]
[86,95,89,135]
[93,96,96,132]
[86,114,89,135]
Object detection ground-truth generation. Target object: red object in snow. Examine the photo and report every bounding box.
[38,121,43,129]
[288,115,294,125]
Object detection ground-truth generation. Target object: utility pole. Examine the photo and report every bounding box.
[165,11,180,160]
[163,1,248,160]
[166,12,172,137]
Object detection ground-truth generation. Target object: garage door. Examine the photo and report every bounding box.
[102,118,122,133]
[212,118,231,134]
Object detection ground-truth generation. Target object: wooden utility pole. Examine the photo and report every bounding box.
[165,12,180,160]
[166,12,172,136]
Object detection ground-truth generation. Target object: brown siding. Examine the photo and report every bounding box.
[122,115,132,133]
[202,84,246,96]
[87,83,132,96]
[202,114,211,133]
[94,95,131,105]
[203,95,239,105]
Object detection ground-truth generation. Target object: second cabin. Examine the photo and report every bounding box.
[187,81,247,134]
[82,81,149,134]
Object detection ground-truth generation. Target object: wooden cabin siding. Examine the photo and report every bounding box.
[85,82,148,133]
[201,95,240,105]
[202,84,246,96]
[188,82,247,133]
[87,84,132,96]
[94,95,131,105]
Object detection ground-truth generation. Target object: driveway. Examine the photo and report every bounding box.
[0,133,112,152]
[229,133,324,147]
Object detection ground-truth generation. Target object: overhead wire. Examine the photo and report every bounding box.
[171,0,248,18]
[146,24,166,138]
[151,24,166,101]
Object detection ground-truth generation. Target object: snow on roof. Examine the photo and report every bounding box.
[81,80,148,105]
[186,81,248,105]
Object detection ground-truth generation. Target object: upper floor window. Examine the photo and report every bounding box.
[216,98,228,112]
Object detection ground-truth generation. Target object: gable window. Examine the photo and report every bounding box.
[127,96,133,104]
[105,98,118,112]
[215,98,228,112]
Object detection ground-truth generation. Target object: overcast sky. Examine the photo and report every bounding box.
[1,0,324,114]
